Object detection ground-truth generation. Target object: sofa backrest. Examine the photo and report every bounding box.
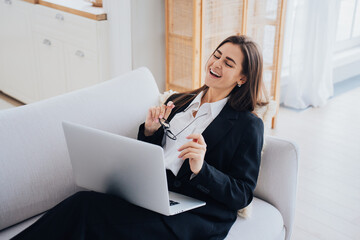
[0,67,160,230]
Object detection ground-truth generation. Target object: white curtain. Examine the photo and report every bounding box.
[282,0,340,109]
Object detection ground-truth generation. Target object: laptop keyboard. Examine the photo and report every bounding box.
[169,200,179,206]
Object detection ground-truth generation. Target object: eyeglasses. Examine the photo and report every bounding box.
[159,113,208,141]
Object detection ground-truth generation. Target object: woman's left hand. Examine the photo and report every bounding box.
[178,133,207,175]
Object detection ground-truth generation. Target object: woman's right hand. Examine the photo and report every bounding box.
[144,101,175,136]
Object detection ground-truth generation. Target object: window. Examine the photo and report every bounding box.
[335,0,360,52]
[281,0,360,76]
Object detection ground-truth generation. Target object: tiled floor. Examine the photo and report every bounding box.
[1,86,359,239]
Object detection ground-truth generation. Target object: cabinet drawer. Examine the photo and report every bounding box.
[33,33,67,99]
[65,44,99,92]
[32,4,98,50]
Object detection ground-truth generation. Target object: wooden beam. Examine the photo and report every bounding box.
[241,0,248,34]
[165,0,170,91]
[38,0,106,21]
[22,0,39,3]
[192,0,202,89]
[272,0,287,129]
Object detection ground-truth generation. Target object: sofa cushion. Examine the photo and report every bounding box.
[225,197,285,240]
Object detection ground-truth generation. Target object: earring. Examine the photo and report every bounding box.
[237,83,242,88]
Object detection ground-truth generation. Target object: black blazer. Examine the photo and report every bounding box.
[137,94,264,240]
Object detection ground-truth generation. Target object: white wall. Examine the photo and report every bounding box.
[103,0,132,78]
[131,0,166,93]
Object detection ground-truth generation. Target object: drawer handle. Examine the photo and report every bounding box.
[75,50,85,58]
[4,0,12,5]
[55,13,64,21]
[43,39,51,46]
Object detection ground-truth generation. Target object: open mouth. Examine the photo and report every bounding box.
[209,68,221,78]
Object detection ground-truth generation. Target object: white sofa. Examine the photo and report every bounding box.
[0,67,298,240]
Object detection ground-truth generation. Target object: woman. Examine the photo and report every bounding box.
[14,35,266,240]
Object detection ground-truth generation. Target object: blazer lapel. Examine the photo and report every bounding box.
[202,103,238,152]
[176,103,239,179]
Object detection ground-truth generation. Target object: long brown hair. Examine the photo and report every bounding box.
[171,35,268,112]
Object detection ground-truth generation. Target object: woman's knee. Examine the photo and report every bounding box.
[69,191,99,204]
[72,191,112,204]
[73,190,100,199]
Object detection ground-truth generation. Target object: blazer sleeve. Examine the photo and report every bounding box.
[189,116,264,210]
[137,123,164,146]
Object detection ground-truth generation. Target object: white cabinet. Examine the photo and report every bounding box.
[0,0,38,103]
[33,33,67,99]
[0,1,109,103]
[65,45,98,92]
[32,4,108,101]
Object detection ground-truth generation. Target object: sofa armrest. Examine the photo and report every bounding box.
[254,136,299,240]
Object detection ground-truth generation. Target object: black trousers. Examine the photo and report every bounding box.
[13,191,179,240]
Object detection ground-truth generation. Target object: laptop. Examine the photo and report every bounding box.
[62,121,206,216]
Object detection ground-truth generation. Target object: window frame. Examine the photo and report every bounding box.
[334,0,360,53]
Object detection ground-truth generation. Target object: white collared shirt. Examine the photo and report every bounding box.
[163,91,229,176]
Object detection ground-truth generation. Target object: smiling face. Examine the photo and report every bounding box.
[204,42,247,97]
